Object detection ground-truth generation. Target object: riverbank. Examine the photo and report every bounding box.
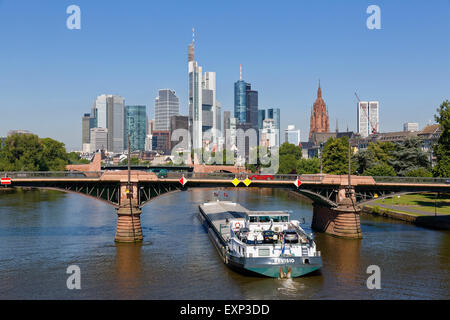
[362,203,450,230]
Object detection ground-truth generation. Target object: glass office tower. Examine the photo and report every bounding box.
[258,110,266,129]
[234,80,247,123]
[124,105,147,152]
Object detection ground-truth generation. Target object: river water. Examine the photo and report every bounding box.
[0,188,448,300]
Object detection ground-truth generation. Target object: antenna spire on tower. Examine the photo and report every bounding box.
[192,28,195,47]
[240,64,242,80]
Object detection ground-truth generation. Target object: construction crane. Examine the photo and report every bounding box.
[355,92,378,135]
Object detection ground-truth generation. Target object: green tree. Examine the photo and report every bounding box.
[433,100,450,177]
[322,137,356,175]
[278,142,302,174]
[405,168,433,177]
[40,138,68,171]
[296,158,320,175]
[67,152,90,165]
[368,141,395,164]
[388,138,430,176]
[0,134,43,171]
[355,149,375,174]
[363,163,396,177]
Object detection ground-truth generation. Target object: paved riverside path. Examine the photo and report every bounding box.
[367,203,448,216]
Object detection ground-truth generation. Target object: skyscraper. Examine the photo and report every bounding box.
[82,113,91,146]
[267,108,280,146]
[357,101,379,138]
[309,81,330,139]
[124,105,147,152]
[246,88,258,130]
[188,29,203,151]
[170,115,189,151]
[258,110,266,130]
[234,65,258,128]
[234,82,247,123]
[260,119,278,148]
[188,29,221,151]
[155,89,179,131]
[94,94,125,153]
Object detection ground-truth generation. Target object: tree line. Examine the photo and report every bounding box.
[0,134,88,171]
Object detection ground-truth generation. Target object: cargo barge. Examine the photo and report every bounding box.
[198,200,322,278]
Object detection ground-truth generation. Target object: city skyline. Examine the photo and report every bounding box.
[0,1,449,150]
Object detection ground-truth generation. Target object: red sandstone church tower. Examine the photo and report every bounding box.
[309,80,330,139]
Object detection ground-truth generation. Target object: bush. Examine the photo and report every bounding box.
[405,168,433,177]
[363,163,396,176]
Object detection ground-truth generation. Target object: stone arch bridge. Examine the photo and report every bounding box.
[3,171,449,242]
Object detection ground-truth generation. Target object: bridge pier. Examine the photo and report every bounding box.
[115,205,143,243]
[312,188,362,239]
[115,182,143,243]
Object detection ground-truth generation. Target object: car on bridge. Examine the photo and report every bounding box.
[248,174,274,181]
[156,169,168,179]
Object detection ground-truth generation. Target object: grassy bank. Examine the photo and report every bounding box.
[363,193,450,230]
[370,193,450,215]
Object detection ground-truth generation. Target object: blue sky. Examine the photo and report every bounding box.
[0,0,449,150]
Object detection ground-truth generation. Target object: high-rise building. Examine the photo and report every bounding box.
[284,125,301,146]
[82,113,91,146]
[188,37,203,151]
[234,80,247,123]
[223,111,231,148]
[260,119,278,148]
[258,110,266,130]
[81,113,96,153]
[229,117,237,150]
[124,105,147,152]
[234,65,258,128]
[188,30,221,151]
[155,89,179,131]
[267,108,280,146]
[309,81,330,140]
[90,128,108,152]
[94,94,125,153]
[152,131,171,155]
[404,122,419,132]
[170,115,189,151]
[357,101,379,138]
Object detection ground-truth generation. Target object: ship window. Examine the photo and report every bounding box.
[249,216,258,222]
[282,216,289,222]
[259,216,271,223]
[258,248,270,257]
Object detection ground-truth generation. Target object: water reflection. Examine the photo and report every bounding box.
[316,235,362,289]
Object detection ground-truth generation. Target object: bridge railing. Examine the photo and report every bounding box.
[2,171,104,179]
[372,176,450,184]
[162,172,325,182]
